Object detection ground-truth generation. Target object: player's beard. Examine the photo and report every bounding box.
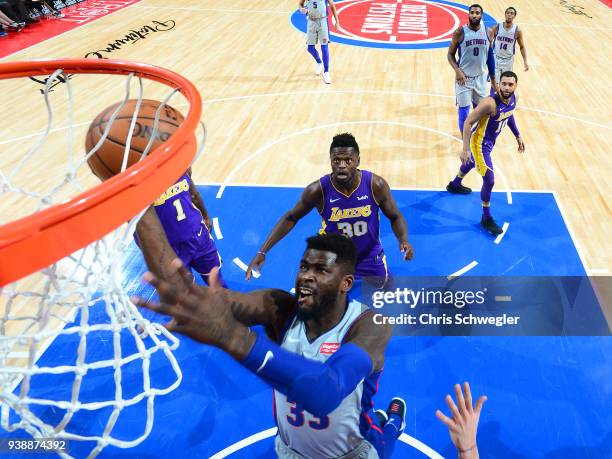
[469,17,481,28]
[297,289,339,321]
[499,88,514,100]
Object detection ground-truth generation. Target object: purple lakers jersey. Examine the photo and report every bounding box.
[319,170,384,263]
[470,93,516,152]
[152,173,203,244]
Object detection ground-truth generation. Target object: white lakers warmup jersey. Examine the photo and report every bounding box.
[273,300,381,458]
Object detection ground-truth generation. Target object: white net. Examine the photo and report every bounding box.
[0,63,203,458]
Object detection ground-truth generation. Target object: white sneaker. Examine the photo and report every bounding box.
[323,72,332,84]
[315,62,323,76]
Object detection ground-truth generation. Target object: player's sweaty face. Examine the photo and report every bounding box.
[499,77,516,99]
[468,8,482,27]
[330,147,359,184]
[505,10,515,22]
[295,250,344,320]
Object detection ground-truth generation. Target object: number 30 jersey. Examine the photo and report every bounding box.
[319,170,384,268]
[152,173,204,244]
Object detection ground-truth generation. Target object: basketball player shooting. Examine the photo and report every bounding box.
[446,71,525,235]
[133,233,407,458]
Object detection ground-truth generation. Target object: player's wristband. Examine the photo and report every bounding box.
[257,251,266,256]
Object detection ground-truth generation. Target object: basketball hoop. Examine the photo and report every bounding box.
[0,59,202,287]
[0,59,203,458]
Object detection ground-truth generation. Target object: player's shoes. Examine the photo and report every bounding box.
[323,72,332,84]
[481,216,503,235]
[374,409,388,427]
[315,62,323,76]
[384,397,406,433]
[446,182,472,194]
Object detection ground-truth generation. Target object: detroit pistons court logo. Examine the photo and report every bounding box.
[290,0,496,49]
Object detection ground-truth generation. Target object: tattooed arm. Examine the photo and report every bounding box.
[135,207,187,289]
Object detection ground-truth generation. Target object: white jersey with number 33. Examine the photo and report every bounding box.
[273,300,375,458]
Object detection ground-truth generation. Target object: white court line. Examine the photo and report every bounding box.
[193,90,611,131]
[200,181,553,194]
[133,5,288,14]
[448,260,478,279]
[551,190,589,274]
[589,269,610,274]
[2,89,609,147]
[215,120,474,198]
[493,166,512,205]
[494,222,510,244]
[7,352,29,358]
[233,257,260,278]
[209,427,277,459]
[398,432,444,459]
[212,217,223,240]
[209,427,444,459]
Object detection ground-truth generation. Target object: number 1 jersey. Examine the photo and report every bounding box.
[152,173,203,244]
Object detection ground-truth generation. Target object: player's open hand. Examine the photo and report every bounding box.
[524,63,529,72]
[460,149,470,165]
[246,252,266,280]
[455,68,466,86]
[400,241,414,261]
[436,382,486,457]
[132,260,238,348]
[517,136,525,154]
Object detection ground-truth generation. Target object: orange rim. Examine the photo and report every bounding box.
[0,59,203,286]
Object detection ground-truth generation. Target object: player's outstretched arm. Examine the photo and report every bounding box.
[246,181,322,280]
[135,259,296,339]
[133,263,378,417]
[372,174,414,260]
[436,382,487,459]
[516,27,529,71]
[448,28,465,85]
[186,170,212,230]
[135,208,185,298]
[460,98,496,163]
[507,94,525,153]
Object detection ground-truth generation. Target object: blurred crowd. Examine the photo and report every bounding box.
[0,0,87,36]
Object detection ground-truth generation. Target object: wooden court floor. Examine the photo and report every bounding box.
[1,0,611,274]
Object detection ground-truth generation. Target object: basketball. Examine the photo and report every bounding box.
[85,99,187,181]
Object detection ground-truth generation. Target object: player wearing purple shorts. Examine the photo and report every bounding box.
[136,170,226,287]
[246,133,413,284]
[446,71,525,235]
